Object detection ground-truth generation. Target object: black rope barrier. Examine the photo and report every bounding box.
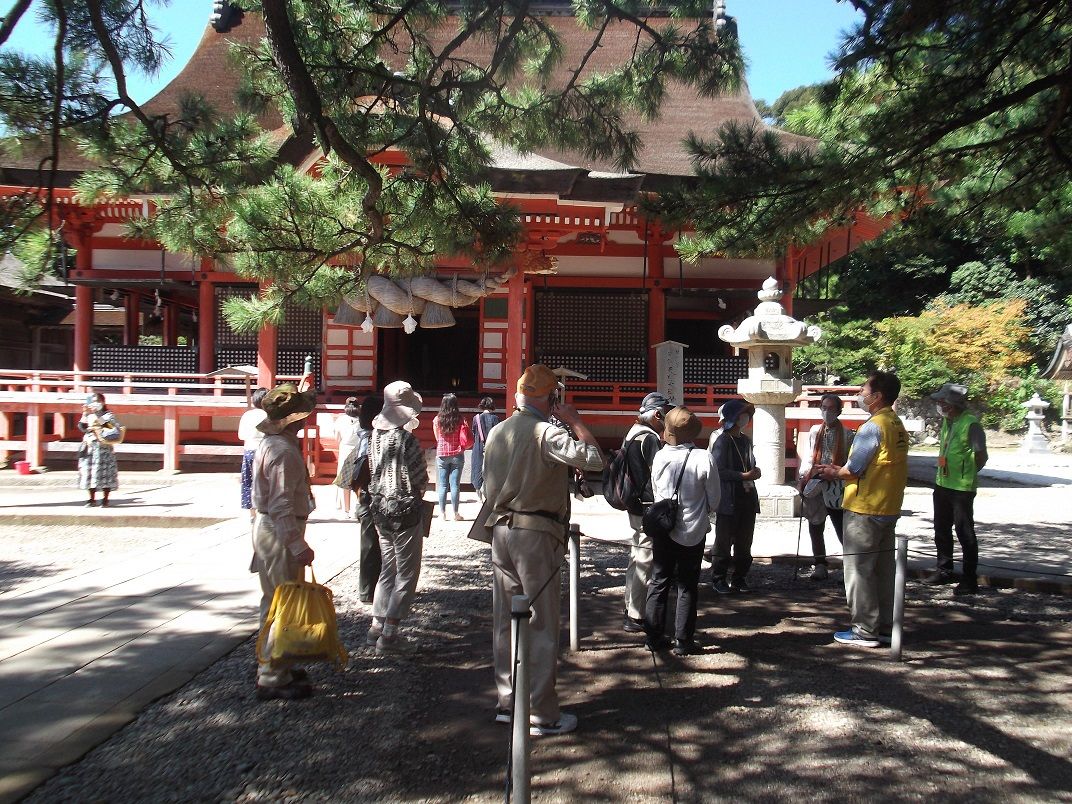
[578,533,1072,579]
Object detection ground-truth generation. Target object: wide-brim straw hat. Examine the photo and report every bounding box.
[257,383,316,434]
[373,380,423,429]
[664,406,702,446]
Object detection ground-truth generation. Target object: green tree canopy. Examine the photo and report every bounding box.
[658,0,1072,267]
[0,1,742,326]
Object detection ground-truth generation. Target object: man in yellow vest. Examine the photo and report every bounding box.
[924,383,988,595]
[817,371,909,647]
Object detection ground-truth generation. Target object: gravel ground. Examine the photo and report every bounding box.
[25,521,1072,803]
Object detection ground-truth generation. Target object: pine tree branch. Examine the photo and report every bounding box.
[0,0,32,48]
[261,0,384,243]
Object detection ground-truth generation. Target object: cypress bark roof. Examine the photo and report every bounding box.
[1,10,815,200]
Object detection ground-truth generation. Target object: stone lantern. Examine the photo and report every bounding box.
[1020,393,1051,454]
[719,277,821,516]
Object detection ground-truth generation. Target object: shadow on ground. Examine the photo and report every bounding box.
[24,538,1072,803]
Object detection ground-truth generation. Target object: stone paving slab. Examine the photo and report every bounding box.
[0,480,359,804]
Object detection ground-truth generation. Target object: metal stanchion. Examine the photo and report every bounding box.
[510,594,531,803]
[891,534,908,661]
[568,524,580,652]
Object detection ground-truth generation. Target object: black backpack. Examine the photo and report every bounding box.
[602,432,647,511]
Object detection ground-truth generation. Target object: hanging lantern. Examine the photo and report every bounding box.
[420,301,456,328]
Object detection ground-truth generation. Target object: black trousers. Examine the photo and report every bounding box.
[645,534,704,641]
[712,507,757,581]
[355,490,382,603]
[809,507,845,564]
[933,485,978,580]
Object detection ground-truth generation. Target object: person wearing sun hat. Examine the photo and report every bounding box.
[250,382,318,701]
[644,406,720,656]
[924,382,988,594]
[619,391,674,635]
[707,398,761,594]
[365,380,429,654]
[481,364,603,736]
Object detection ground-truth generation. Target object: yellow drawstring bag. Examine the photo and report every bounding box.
[256,567,348,669]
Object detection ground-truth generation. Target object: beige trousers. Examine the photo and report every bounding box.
[492,523,564,725]
[624,512,653,621]
[253,514,305,687]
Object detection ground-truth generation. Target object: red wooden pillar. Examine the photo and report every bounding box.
[163,302,178,346]
[257,324,278,389]
[74,284,93,373]
[124,291,142,345]
[0,411,10,466]
[779,246,796,316]
[198,280,215,374]
[646,221,667,383]
[504,270,526,400]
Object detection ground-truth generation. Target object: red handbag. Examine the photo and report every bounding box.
[459,421,474,450]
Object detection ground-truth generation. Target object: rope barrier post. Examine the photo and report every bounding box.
[891,534,909,661]
[510,594,532,803]
[568,524,581,652]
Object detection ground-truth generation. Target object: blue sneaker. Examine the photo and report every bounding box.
[834,629,880,648]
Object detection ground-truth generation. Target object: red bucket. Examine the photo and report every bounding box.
[14,460,32,475]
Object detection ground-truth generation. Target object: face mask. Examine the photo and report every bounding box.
[87,402,102,413]
[822,409,839,426]
[736,414,750,430]
[856,392,873,410]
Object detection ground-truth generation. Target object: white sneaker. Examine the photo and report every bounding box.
[530,712,577,736]
[365,624,383,646]
[376,632,416,654]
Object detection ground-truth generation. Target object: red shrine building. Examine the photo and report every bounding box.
[0,3,890,473]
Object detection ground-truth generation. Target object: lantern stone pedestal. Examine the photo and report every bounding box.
[1020,393,1051,454]
[719,278,822,518]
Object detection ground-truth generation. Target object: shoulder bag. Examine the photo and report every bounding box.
[642,448,693,538]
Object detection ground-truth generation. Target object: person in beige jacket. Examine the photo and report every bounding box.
[481,364,603,736]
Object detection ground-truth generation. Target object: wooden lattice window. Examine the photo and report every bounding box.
[534,289,647,381]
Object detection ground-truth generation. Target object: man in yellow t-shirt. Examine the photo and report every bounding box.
[817,371,909,648]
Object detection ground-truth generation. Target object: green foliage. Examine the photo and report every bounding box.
[657,1,1072,266]
[759,83,824,128]
[936,260,1072,359]
[980,366,1062,431]
[793,309,883,384]
[875,315,953,398]
[0,1,746,326]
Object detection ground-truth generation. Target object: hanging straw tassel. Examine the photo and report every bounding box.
[420,301,456,328]
[372,304,403,328]
[332,298,365,326]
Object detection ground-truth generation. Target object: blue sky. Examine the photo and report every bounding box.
[3,1,862,106]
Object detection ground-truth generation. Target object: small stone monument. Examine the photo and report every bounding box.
[719,277,822,516]
[1020,393,1051,454]
[653,340,688,405]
